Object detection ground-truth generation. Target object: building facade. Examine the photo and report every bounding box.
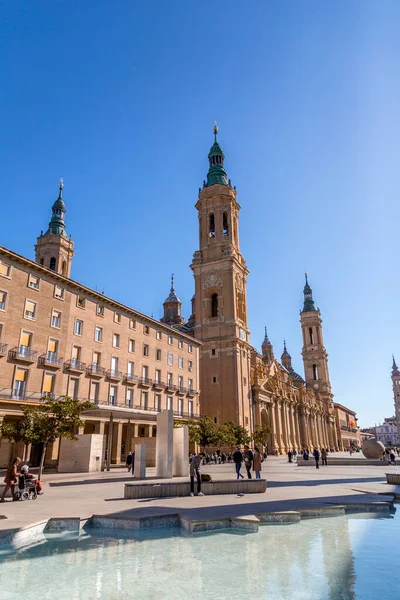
[375,418,399,447]
[333,403,360,449]
[0,182,201,467]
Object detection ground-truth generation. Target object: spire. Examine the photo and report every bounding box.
[281,339,293,372]
[160,274,184,325]
[205,123,229,187]
[164,273,180,303]
[392,355,400,376]
[302,272,317,312]
[263,326,270,345]
[261,326,273,360]
[47,179,68,238]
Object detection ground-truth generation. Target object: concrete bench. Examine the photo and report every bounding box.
[386,473,400,484]
[297,458,391,467]
[124,479,267,499]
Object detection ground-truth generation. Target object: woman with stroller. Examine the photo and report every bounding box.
[1,456,21,502]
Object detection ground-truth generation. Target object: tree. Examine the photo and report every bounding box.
[0,396,92,480]
[252,425,272,448]
[224,421,251,450]
[211,423,230,450]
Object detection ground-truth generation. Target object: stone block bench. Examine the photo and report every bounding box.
[386,473,400,485]
[124,478,266,499]
[297,458,390,467]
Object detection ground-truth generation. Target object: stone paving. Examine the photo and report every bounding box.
[0,454,399,539]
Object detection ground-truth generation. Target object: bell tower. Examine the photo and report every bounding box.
[190,125,252,430]
[35,180,74,277]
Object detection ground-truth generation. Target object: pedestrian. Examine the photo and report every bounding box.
[131,451,135,476]
[126,452,133,472]
[321,448,328,466]
[292,449,297,461]
[189,452,206,497]
[313,448,320,469]
[1,456,21,502]
[233,446,244,479]
[303,449,309,461]
[390,450,396,465]
[253,446,263,479]
[288,450,293,463]
[243,445,254,479]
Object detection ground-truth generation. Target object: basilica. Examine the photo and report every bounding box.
[161,125,340,452]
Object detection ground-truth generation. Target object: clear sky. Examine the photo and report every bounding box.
[1,1,399,427]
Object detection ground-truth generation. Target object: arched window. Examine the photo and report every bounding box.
[40,258,44,266]
[209,213,215,237]
[211,293,218,317]
[309,327,314,345]
[49,257,56,271]
[223,212,228,237]
[312,364,318,380]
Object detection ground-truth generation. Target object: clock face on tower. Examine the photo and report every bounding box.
[239,328,246,341]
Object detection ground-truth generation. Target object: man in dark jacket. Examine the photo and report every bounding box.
[313,448,320,469]
[233,446,244,479]
[243,445,254,479]
[190,452,206,496]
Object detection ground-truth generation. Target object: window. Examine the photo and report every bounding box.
[156,349,161,361]
[309,327,314,345]
[141,391,148,410]
[167,396,173,410]
[113,333,120,348]
[97,305,104,316]
[156,331,162,340]
[209,213,215,237]
[168,352,173,366]
[312,364,318,380]
[188,400,193,417]
[127,361,135,376]
[178,357,183,369]
[47,339,58,361]
[13,368,28,399]
[24,300,36,320]
[19,331,32,353]
[42,373,55,397]
[67,377,79,400]
[77,296,85,309]
[0,262,11,278]
[95,326,102,342]
[142,365,149,379]
[188,344,193,353]
[178,398,183,415]
[212,376,217,383]
[0,291,7,311]
[211,293,218,317]
[49,257,56,271]
[111,357,119,372]
[89,381,99,402]
[143,325,150,335]
[168,335,173,345]
[178,340,183,349]
[143,344,149,357]
[74,319,83,335]
[155,369,162,383]
[28,274,39,290]
[129,318,136,329]
[54,285,64,300]
[188,378,193,391]
[128,339,135,353]
[51,310,61,328]
[211,348,216,356]
[178,375,183,389]
[155,394,162,412]
[188,360,193,372]
[167,372,173,385]
[223,212,228,237]
[126,388,134,408]
[71,346,80,367]
[92,351,100,366]
[109,385,117,405]
[114,312,121,324]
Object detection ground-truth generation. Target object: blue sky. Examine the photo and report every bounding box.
[1,1,399,427]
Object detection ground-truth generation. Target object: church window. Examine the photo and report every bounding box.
[49,257,56,271]
[312,364,318,380]
[223,212,228,237]
[211,293,218,318]
[212,376,217,383]
[211,348,216,356]
[309,328,314,344]
[209,213,215,237]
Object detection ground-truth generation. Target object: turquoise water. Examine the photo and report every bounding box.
[0,513,399,599]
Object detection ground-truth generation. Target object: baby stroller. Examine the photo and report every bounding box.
[14,474,38,501]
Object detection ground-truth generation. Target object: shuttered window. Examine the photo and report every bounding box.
[24,300,36,319]
[43,373,54,393]
[20,331,32,347]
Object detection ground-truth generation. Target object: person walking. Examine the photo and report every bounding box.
[233,446,244,479]
[131,451,135,476]
[321,448,328,466]
[253,446,263,479]
[126,452,133,472]
[1,457,21,502]
[243,445,253,479]
[313,448,320,469]
[288,450,293,463]
[303,448,309,461]
[189,452,206,496]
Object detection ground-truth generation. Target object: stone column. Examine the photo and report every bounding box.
[290,407,299,450]
[269,402,278,452]
[280,402,288,452]
[155,410,173,478]
[284,403,293,449]
[295,409,302,449]
[274,401,283,454]
[126,422,134,453]
[173,426,189,477]
[112,421,123,464]
[98,422,106,435]
[134,444,146,479]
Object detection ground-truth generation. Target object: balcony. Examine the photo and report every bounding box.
[0,343,7,357]
[106,369,123,382]
[187,388,198,397]
[9,347,38,364]
[64,359,87,374]
[138,377,153,388]
[167,383,179,393]
[341,424,358,433]
[153,380,167,391]
[123,373,139,385]
[173,410,200,420]
[86,364,106,378]
[38,353,64,369]
[177,386,187,396]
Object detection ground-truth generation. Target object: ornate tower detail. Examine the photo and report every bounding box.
[391,356,400,439]
[281,340,293,372]
[160,276,185,326]
[191,126,252,429]
[35,180,74,277]
[261,327,274,361]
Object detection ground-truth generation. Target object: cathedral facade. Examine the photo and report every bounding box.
[163,126,340,452]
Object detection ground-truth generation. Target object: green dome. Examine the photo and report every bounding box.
[205,125,229,187]
[302,274,317,312]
